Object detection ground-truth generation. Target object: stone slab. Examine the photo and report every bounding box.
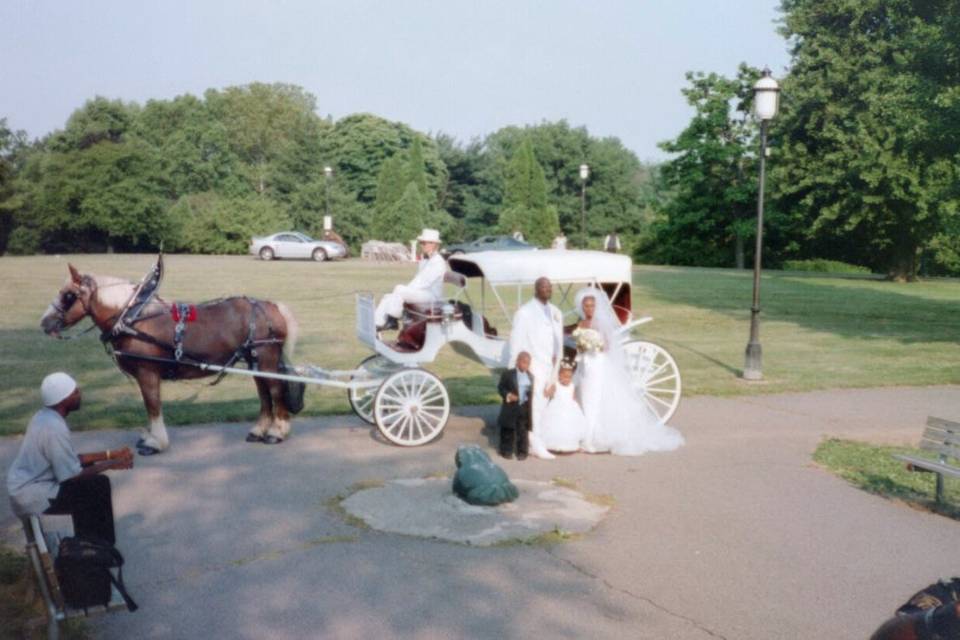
[341,477,609,546]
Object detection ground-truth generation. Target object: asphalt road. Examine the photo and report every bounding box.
[2,386,959,639]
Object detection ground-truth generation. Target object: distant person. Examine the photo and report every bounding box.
[551,233,568,250]
[603,232,621,253]
[7,373,133,544]
[323,229,347,251]
[870,577,960,639]
[374,228,446,332]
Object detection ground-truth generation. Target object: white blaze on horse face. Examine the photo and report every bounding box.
[40,303,61,334]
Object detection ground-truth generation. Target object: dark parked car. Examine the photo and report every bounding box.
[442,235,535,256]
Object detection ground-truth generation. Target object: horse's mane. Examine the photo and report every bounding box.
[90,275,138,311]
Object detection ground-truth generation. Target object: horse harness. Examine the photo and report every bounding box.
[104,288,283,382]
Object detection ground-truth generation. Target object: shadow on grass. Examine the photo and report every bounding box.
[637,267,960,345]
[813,438,960,521]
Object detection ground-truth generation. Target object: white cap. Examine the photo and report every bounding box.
[417,228,441,243]
[41,372,77,407]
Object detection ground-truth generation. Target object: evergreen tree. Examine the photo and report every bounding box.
[498,140,559,246]
[372,182,426,243]
[374,155,407,214]
[405,137,429,200]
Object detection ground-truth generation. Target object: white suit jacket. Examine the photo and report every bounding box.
[509,298,563,379]
[407,252,447,300]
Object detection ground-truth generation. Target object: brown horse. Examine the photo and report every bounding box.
[40,264,300,453]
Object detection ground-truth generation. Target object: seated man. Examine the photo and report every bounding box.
[374,228,446,331]
[7,372,133,544]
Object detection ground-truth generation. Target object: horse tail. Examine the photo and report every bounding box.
[276,302,299,359]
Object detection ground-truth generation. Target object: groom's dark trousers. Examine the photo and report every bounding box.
[497,368,532,457]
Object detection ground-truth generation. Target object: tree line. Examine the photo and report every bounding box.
[0,87,649,258]
[646,0,960,280]
[1,0,957,280]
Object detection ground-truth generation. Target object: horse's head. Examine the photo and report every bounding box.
[40,264,97,337]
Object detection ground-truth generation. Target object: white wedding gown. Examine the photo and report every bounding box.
[540,381,588,452]
[574,290,684,456]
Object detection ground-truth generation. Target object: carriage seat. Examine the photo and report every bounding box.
[402,301,464,322]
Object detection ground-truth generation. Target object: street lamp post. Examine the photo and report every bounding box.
[579,163,590,248]
[743,68,780,381]
[323,166,333,221]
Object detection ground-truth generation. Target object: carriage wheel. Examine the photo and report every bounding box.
[622,340,682,423]
[373,368,450,446]
[347,355,398,424]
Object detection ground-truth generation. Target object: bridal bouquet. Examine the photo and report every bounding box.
[572,327,604,353]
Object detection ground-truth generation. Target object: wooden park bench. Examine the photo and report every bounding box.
[893,416,960,504]
[21,515,128,640]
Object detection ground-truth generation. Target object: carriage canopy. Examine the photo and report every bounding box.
[448,249,632,286]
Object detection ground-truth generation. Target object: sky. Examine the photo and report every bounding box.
[1,0,791,161]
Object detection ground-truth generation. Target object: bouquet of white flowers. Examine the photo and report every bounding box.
[572,327,604,353]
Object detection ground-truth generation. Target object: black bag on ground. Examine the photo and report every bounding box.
[280,360,306,415]
[54,535,138,612]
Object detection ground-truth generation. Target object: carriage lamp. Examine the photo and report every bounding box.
[743,68,780,381]
[579,164,590,248]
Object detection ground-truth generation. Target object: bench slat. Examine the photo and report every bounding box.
[927,416,960,431]
[921,423,960,436]
[894,454,960,478]
[921,426,960,448]
[919,438,960,458]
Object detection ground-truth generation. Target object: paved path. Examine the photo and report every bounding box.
[2,386,959,639]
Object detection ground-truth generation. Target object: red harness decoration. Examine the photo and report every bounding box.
[170,303,197,323]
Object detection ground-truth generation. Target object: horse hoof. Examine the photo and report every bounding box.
[137,445,161,456]
[262,435,283,445]
[245,433,264,443]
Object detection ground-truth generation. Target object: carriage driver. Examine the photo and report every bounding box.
[375,228,447,331]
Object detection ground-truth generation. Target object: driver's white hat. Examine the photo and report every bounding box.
[41,372,78,407]
[417,228,442,243]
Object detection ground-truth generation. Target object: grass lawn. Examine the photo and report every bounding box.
[813,438,960,520]
[0,254,957,435]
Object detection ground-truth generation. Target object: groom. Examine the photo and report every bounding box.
[508,277,563,458]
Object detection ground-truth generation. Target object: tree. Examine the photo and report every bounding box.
[498,140,560,246]
[773,0,960,280]
[204,83,327,196]
[644,67,763,267]
[322,114,447,205]
[481,121,647,247]
[372,182,426,243]
[0,119,29,253]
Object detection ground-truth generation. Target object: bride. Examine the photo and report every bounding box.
[573,287,684,455]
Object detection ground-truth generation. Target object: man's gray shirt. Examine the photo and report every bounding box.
[6,408,82,516]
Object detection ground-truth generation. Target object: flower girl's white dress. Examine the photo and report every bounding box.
[540,380,588,452]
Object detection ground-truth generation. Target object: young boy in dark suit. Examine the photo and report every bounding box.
[497,351,533,460]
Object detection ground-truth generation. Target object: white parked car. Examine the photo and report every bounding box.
[250,232,347,261]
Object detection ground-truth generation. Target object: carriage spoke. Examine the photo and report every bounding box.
[640,360,670,382]
[644,373,677,388]
[645,393,673,409]
[646,387,680,396]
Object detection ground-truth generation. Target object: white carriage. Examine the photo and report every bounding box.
[346,250,683,447]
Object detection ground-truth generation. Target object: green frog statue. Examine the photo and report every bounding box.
[452,445,519,506]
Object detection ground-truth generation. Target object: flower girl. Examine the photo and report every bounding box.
[539,361,588,453]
